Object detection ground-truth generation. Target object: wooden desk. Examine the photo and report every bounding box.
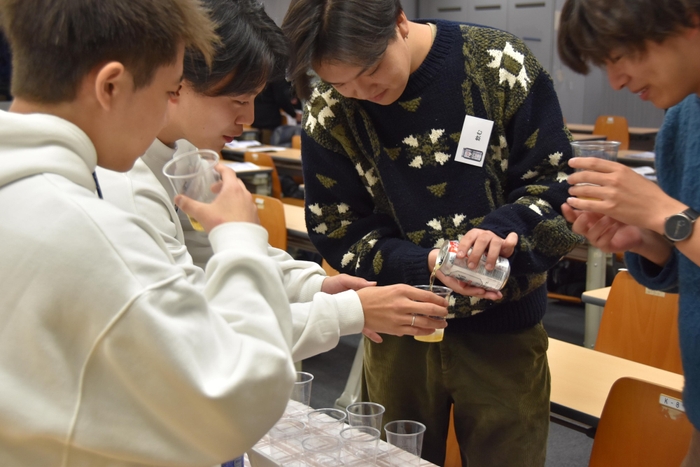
[548,338,685,436]
[224,162,273,196]
[617,149,655,166]
[223,146,303,179]
[581,286,610,308]
[283,203,316,253]
[571,133,608,141]
[567,123,659,136]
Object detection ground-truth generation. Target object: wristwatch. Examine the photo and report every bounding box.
[664,208,700,242]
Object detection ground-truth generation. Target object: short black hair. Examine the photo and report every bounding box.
[558,0,700,74]
[184,0,290,97]
[0,0,217,103]
[282,0,403,100]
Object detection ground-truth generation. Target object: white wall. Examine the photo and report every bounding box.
[261,0,292,26]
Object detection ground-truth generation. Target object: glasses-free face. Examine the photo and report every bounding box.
[314,16,414,106]
[99,44,185,172]
[604,27,700,109]
[168,81,261,152]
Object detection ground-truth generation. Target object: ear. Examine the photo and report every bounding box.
[396,11,409,39]
[93,61,128,110]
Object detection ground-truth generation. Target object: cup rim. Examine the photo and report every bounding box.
[339,425,381,440]
[295,371,314,384]
[346,401,386,416]
[413,284,452,293]
[308,408,347,422]
[162,148,220,179]
[570,140,621,149]
[384,419,427,435]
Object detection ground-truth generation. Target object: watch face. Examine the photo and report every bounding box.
[665,214,693,242]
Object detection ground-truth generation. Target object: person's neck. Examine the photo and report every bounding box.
[10,97,76,122]
[156,123,181,149]
[407,21,435,74]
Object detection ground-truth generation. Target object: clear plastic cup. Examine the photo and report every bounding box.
[570,141,621,200]
[285,371,314,419]
[384,420,426,466]
[413,285,451,343]
[346,402,385,431]
[340,425,380,466]
[306,408,347,435]
[302,435,343,466]
[162,149,220,231]
[268,418,306,462]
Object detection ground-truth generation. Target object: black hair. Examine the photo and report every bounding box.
[282,0,403,99]
[558,0,700,74]
[184,0,290,97]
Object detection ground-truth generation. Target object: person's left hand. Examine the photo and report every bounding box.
[321,274,376,294]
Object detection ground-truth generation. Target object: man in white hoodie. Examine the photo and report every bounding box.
[0,0,298,465]
[97,0,452,361]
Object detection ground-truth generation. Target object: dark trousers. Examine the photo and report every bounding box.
[362,322,550,467]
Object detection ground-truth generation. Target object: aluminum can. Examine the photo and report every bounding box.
[435,240,510,291]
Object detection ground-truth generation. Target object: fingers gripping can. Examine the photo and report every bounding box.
[435,240,510,291]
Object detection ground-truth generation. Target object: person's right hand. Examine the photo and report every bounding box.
[175,164,260,233]
[355,284,449,344]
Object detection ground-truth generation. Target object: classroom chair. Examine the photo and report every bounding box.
[588,377,692,467]
[291,134,301,150]
[244,151,305,207]
[252,194,287,251]
[593,115,630,150]
[595,270,683,374]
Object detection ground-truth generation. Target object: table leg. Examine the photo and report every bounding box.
[584,246,607,348]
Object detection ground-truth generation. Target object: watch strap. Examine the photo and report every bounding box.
[682,207,700,222]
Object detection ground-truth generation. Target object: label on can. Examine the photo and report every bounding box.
[435,240,510,291]
[222,456,245,467]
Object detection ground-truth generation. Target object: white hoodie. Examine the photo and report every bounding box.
[0,110,296,467]
[96,139,365,362]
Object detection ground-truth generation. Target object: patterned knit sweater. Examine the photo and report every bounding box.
[301,21,582,333]
[625,95,700,429]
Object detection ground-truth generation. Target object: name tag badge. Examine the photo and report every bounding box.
[455,115,494,168]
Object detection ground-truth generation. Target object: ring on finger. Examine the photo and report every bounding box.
[411,315,416,327]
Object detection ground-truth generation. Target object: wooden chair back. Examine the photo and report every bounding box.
[588,377,692,467]
[593,115,630,150]
[595,270,683,374]
[245,151,282,199]
[252,194,287,251]
[445,405,462,467]
[291,134,301,149]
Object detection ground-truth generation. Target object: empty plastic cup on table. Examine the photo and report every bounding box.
[162,149,220,231]
[412,285,451,343]
[267,418,306,463]
[306,407,347,435]
[346,402,385,431]
[285,371,314,419]
[340,425,380,466]
[302,435,343,466]
[384,420,426,466]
